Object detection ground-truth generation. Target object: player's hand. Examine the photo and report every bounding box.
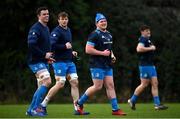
[72,51,81,61]
[150,45,156,51]
[72,51,78,57]
[45,52,53,59]
[45,52,55,64]
[48,57,56,64]
[65,42,72,49]
[102,49,110,56]
[111,56,116,63]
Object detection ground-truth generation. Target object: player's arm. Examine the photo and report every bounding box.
[85,42,110,56]
[28,29,46,58]
[85,32,110,56]
[51,32,68,51]
[136,43,156,53]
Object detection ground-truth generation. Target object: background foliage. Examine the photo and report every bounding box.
[0,0,180,103]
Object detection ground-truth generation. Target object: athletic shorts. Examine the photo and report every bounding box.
[90,68,113,80]
[139,66,157,79]
[28,62,49,73]
[52,62,77,76]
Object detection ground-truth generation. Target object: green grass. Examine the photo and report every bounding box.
[0,103,180,118]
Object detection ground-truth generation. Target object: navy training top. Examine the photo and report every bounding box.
[50,25,73,62]
[138,36,155,66]
[87,29,113,68]
[27,22,50,64]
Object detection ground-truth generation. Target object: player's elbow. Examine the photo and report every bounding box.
[85,48,90,54]
[136,47,141,52]
[136,47,143,52]
[85,45,92,54]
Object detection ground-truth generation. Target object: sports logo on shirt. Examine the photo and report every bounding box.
[32,32,36,35]
[102,35,112,44]
[53,34,56,37]
[148,40,151,43]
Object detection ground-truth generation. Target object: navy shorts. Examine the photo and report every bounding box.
[52,62,77,76]
[139,66,157,79]
[90,68,113,80]
[29,62,49,73]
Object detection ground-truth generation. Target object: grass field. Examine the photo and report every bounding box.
[0,103,180,118]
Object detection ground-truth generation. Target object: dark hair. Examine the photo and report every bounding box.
[36,6,48,15]
[58,12,69,19]
[139,25,150,31]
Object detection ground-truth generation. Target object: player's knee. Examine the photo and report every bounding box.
[37,70,51,87]
[144,83,149,88]
[68,73,78,81]
[70,79,79,87]
[106,83,115,90]
[38,70,50,80]
[141,80,149,87]
[154,81,158,86]
[140,83,148,89]
[96,86,102,91]
[94,84,103,91]
[55,76,66,87]
[55,82,65,89]
[45,78,52,87]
